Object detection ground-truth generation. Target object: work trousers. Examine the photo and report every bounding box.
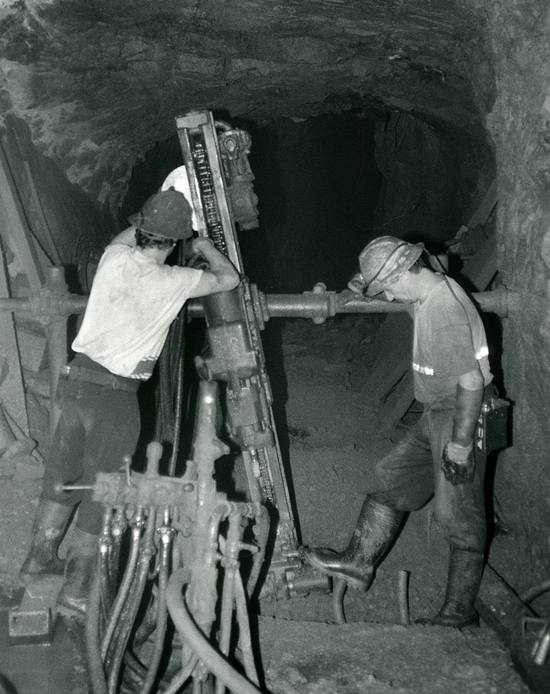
[41,377,140,535]
[371,396,487,553]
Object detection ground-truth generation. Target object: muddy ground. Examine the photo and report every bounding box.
[0,314,543,693]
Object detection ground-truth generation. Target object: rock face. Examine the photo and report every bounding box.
[0,0,492,208]
[0,0,548,590]
[485,1,550,573]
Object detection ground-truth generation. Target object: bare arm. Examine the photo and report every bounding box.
[441,367,485,485]
[188,238,240,297]
[457,368,484,393]
[453,368,484,446]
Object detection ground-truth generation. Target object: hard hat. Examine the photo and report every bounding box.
[128,190,193,240]
[161,166,198,231]
[359,236,424,296]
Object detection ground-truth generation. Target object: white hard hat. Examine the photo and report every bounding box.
[161,166,198,231]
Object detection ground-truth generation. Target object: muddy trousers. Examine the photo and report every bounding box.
[41,377,140,535]
[372,399,487,554]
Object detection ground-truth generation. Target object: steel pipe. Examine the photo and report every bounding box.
[187,286,520,320]
[0,282,519,321]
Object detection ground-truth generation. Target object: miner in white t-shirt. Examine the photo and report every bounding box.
[20,189,240,617]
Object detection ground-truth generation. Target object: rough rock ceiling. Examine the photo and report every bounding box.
[0,0,493,209]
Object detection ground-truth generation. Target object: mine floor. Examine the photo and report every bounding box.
[0,315,546,693]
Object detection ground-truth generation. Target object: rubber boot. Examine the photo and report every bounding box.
[19,499,73,584]
[416,548,484,627]
[302,497,404,590]
[56,527,98,619]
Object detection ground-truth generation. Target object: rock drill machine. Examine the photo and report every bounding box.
[47,109,515,694]
[83,110,332,694]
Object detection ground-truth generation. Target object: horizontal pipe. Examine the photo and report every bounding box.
[0,296,88,314]
[189,286,518,320]
[0,287,518,320]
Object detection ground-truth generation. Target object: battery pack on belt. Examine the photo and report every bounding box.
[61,365,140,393]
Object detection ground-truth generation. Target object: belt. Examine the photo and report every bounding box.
[61,365,140,393]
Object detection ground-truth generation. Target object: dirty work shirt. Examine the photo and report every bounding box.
[72,242,202,379]
[411,276,492,404]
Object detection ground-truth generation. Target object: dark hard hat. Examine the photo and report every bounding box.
[359,236,424,296]
[128,190,193,240]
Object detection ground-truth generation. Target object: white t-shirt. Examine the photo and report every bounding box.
[72,243,203,380]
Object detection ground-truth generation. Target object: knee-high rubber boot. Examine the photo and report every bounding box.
[19,500,73,584]
[56,527,98,619]
[416,548,484,627]
[302,497,404,590]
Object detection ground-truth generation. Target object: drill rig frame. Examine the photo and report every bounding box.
[82,110,329,694]
[174,110,328,602]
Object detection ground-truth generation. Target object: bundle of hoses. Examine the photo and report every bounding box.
[165,570,262,694]
[87,506,166,694]
[155,241,189,472]
[86,506,269,694]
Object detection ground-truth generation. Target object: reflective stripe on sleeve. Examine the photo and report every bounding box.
[412,362,434,376]
[413,345,488,377]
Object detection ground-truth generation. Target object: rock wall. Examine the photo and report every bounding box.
[372,111,495,246]
[485,1,550,575]
[0,115,115,292]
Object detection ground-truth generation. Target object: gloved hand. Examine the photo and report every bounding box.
[347,272,368,295]
[441,441,475,486]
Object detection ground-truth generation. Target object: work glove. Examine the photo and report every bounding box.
[347,272,368,296]
[441,441,475,486]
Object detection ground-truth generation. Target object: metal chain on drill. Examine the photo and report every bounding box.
[191,131,277,507]
[191,139,228,255]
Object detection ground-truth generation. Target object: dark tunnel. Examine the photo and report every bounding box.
[0,2,549,693]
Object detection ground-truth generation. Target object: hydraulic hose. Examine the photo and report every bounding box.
[138,522,173,694]
[107,508,157,693]
[156,256,187,449]
[99,546,113,620]
[166,569,262,694]
[234,558,259,685]
[101,508,144,660]
[397,570,411,626]
[99,508,114,620]
[109,508,128,594]
[332,578,347,625]
[122,652,148,688]
[216,518,241,694]
[247,507,269,598]
[86,571,109,694]
[162,654,199,694]
[168,357,184,476]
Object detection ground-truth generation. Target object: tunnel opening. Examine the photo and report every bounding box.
[119,104,499,524]
[0,0,548,690]
[121,105,495,474]
[119,109,383,294]
[120,105,494,292]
